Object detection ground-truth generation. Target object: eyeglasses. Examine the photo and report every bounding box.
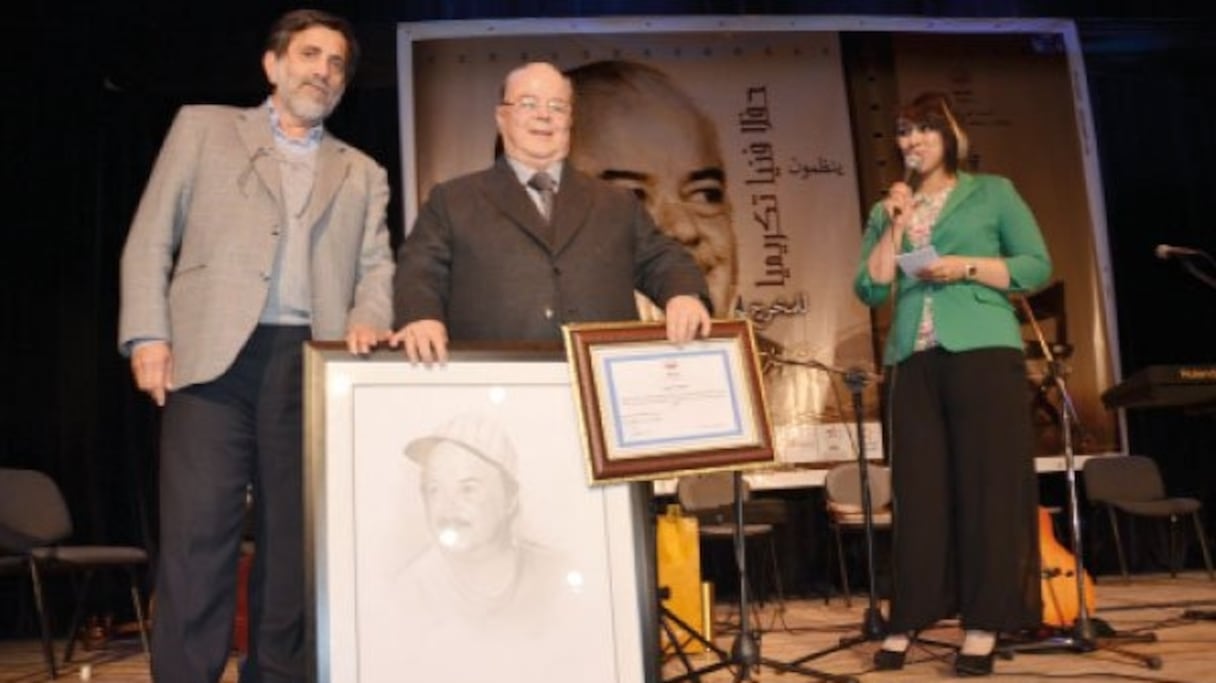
[500,95,571,117]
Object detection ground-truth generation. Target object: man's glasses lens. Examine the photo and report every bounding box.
[504,96,570,116]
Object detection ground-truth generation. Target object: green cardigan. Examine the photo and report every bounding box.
[854,172,1052,366]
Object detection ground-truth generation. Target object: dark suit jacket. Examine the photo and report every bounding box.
[394,158,709,341]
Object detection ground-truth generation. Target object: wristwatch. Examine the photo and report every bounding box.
[964,263,978,280]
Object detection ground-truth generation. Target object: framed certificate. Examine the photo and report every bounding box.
[564,319,775,483]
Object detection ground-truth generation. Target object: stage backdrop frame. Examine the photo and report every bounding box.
[395,15,1125,470]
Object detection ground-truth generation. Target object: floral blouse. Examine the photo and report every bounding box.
[905,184,955,352]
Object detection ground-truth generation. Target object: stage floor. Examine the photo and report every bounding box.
[0,571,1213,682]
[665,570,1216,682]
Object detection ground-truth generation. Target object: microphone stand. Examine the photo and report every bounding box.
[999,297,1161,669]
[816,362,886,641]
[768,358,897,662]
[664,470,857,683]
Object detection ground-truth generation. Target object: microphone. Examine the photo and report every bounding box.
[891,155,920,220]
[1155,243,1204,260]
[1156,243,1216,290]
[902,154,922,186]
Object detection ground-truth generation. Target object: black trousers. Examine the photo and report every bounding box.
[885,347,1042,634]
[151,325,310,683]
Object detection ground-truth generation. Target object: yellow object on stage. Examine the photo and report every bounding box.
[656,504,707,653]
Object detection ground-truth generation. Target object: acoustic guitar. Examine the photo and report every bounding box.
[1038,506,1096,627]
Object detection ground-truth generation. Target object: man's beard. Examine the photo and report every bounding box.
[275,65,342,125]
[284,88,338,125]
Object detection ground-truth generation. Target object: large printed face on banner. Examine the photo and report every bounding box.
[568,61,737,317]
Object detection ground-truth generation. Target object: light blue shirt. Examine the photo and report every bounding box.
[260,99,322,326]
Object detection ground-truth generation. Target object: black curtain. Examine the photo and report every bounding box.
[1081,21,1216,571]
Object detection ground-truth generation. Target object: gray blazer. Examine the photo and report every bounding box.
[394,158,709,341]
[119,104,394,388]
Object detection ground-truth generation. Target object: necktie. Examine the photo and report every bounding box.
[527,171,557,223]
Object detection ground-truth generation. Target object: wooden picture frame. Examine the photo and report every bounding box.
[563,319,775,484]
[303,344,651,682]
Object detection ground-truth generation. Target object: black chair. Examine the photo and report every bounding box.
[1082,455,1214,582]
[0,467,150,678]
[675,472,785,619]
[822,461,892,606]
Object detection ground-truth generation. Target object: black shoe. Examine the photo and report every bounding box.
[954,651,995,677]
[873,647,907,671]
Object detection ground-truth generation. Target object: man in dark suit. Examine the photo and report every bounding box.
[390,61,711,362]
[118,10,393,682]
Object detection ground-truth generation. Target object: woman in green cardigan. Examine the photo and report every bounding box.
[854,92,1050,677]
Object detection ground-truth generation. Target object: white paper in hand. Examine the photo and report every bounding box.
[896,245,940,278]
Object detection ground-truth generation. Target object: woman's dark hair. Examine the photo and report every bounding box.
[264,9,360,80]
[896,92,969,173]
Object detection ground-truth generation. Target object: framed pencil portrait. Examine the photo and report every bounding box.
[303,344,652,683]
[563,319,776,484]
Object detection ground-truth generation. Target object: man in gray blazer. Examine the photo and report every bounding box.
[118,10,393,682]
[390,61,711,363]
